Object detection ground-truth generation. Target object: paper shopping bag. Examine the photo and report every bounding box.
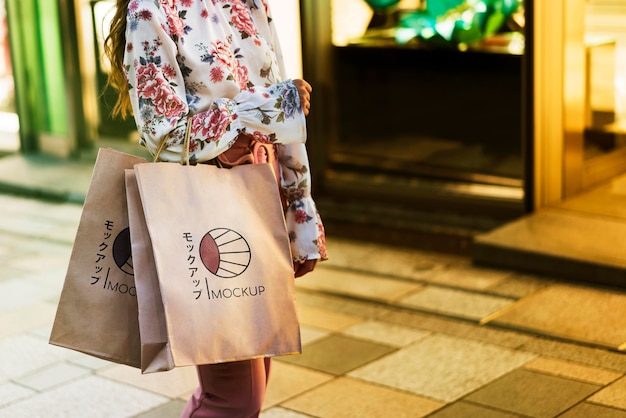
[124,169,173,373]
[49,148,146,367]
[133,162,301,367]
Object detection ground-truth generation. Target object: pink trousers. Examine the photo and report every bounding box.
[180,358,272,418]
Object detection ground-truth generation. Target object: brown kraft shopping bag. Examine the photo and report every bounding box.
[124,169,173,373]
[133,161,301,368]
[49,148,146,367]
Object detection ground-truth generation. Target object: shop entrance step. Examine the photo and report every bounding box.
[473,207,626,289]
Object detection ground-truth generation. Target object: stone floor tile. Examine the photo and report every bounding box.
[0,382,35,407]
[278,335,396,376]
[263,361,333,408]
[19,239,73,257]
[22,267,67,291]
[519,338,626,373]
[523,357,623,385]
[30,201,83,223]
[97,364,198,398]
[297,267,422,303]
[0,375,167,418]
[0,334,72,381]
[0,216,60,239]
[485,284,626,351]
[379,308,533,349]
[0,244,12,258]
[559,402,626,418]
[340,320,431,347]
[0,302,57,338]
[131,400,186,418]
[14,362,90,391]
[68,352,115,371]
[297,304,364,332]
[0,278,59,313]
[0,266,29,284]
[464,369,601,418]
[427,401,522,417]
[418,264,513,290]
[349,334,536,402]
[282,377,444,418]
[321,238,438,280]
[588,376,626,410]
[398,286,514,322]
[299,325,329,345]
[261,407,312,417]
[40,224,80,243]
[28,324,53,340]
[486,272,555,298]
[296,289,389,321]
[8,253,69,273]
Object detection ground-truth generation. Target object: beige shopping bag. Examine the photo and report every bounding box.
[133,161,301,367]
[124,169,173,373]
[49,148,146,367]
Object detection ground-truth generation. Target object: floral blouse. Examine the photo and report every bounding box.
[124,0,327,262]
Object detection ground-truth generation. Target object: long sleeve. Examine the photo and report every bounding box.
[278,143,327,262]
[123,0,307,163]
[257,3,327,261]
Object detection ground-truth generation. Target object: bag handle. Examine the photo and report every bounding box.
[153,115,194,165]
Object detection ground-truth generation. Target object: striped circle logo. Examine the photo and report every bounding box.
[199,228,251,278]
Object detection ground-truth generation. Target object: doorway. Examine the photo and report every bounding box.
[474,0,626,287]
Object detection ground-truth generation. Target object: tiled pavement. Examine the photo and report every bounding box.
[0,151,624,417]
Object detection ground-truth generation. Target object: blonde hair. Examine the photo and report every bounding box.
[104,0,132,119]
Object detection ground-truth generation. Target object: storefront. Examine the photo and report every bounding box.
[300,0,626,253]
[301,0,528,251]
[3,0,626,255]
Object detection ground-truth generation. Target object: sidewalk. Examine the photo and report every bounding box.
[0,151,625,417]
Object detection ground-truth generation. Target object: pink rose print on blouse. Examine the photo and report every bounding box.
[160,1,190,41]
[230,1,257,38]
[162,0,192,8]
[193,107,232,141]
[137,62,185,119]
[154,90,186,119]
[212,39,235,67]
[167,13,186,39]
[234,61,249,90]
[136,63,162,99]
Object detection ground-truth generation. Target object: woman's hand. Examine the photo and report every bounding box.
[294,259,317,278]
[293,79,312,116]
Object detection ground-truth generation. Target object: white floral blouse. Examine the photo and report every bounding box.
[123,0,327,262]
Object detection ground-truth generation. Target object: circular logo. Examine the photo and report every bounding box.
[199,228,251,278]
[112,227,134,276]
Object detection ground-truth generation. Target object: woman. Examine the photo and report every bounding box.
[104,1,327,416]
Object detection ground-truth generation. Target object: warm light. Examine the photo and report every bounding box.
[267,0,303,78]
[93,1,115,73]
[331,0,372,45]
